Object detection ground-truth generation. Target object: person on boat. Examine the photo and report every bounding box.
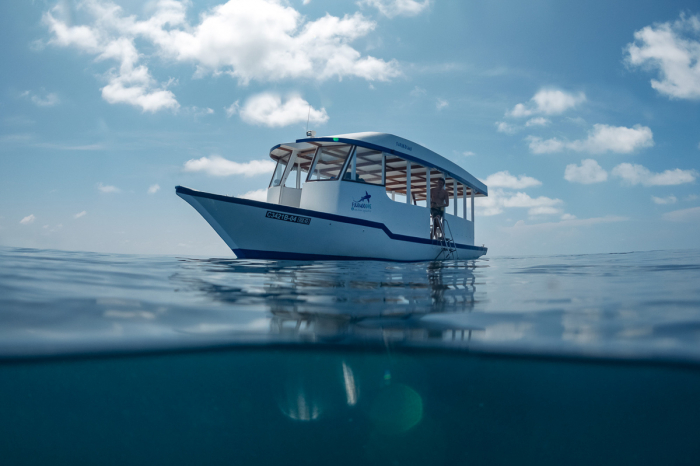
[430,177,449,239]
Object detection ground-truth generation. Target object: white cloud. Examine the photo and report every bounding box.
[476,196,506,216]
[239,189,268,201]
[183,155,275,177]
[358,0,432,18]
[508,89,585,117]
[43,0,400,112]
[20,214,36,225]
[496,121,517,134]
[476,189,563,216]
[435,98,448,110]
[410,86,427,97]
[564,159,608,184]
[526,136,565,153]
[663,206,700,222]
[99,51,179,111]
[611,163,697,186]
[569,124,654,153]
[685,194,699,201]
[35,93,59,106]
[239,93,328,127]
[43,3,180,113]
[652,195,677,205]
[189,106,214,117]
[484,171,542,189]
[462,151,476,156]
[531,89,586,115]
[97,182,120,193]
[148,184,160,194]
[509,103,531,118]
[22,90,60,107]
[527,124,653,154]
[525,117,550,127]
[561,213,576,220]
[502,192,563,216]
[626,13,700,100]
[527,206,561,215]
[74,211,87,219]
[225,100,240,118]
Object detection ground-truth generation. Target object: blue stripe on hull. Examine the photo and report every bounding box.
[176,186,488,254]
[232,249,481,262]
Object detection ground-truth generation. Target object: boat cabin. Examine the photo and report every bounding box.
[265,132,487,245]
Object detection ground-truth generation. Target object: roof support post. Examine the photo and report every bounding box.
[351,148,356,180]
[453,179,458,216]
[426,169,431,209]
[296,159,301,189]
[463,186,467,218]
[406,162,411,204]
[279,150,298,187]
[381,153,386,185]
[471,190,475,223]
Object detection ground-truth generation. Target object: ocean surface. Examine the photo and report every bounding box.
[2,246,700,465]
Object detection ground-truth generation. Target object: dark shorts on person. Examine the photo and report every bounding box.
[430,207,444,217]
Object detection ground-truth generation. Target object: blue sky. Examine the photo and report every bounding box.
[1,0,699,257]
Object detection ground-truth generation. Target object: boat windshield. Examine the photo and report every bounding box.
[341,146,384,185]
[307,145,353,181]
[269,154,290,187]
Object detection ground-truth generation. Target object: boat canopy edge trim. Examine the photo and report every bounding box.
[295,136,488,196]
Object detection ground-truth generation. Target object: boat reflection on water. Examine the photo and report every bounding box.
[177,258,485,345]
[268,261,482,343]
[268,307,480,345]
[176,259,478,429]
[173,259,483,432]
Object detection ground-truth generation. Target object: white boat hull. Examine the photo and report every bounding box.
[177,186,487,262]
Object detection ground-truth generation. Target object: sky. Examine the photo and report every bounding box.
[1,0,699,257]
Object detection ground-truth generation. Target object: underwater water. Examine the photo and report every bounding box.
[1,246,700,465]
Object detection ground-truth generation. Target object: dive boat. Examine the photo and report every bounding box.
[176,132,488,261]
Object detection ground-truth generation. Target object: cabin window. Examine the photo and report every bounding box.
[384,158,438,206]
[269,154,290,188]
[341,147,384,186]
[294,149,316,181]
[307,144,353,181]
[384,157,413,203]
[284,164,300,189]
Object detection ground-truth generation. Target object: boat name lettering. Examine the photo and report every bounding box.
[351,191,372,212]
[265,211,311,225]
[396,141,412,151]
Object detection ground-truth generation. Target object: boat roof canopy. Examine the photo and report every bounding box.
[269,132,487,197]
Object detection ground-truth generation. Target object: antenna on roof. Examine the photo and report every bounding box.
[305,104,311,134]
[305,104,315,137]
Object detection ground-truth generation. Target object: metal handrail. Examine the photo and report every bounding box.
[432,215,458,261]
